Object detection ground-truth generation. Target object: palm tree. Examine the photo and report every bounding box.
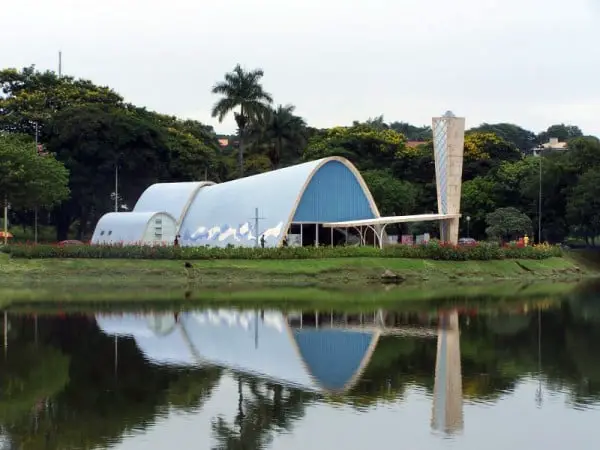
[249,104,307,169]
[211,65,273,177]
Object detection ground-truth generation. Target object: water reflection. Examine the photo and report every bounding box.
[1,297,600,449]
[98,309,465,435]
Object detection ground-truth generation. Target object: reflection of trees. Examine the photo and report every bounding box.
[212,375,316,450]
[341,337,431,408]
[323,304,600,409]
[1,315,222,450]
[0,344,70,425]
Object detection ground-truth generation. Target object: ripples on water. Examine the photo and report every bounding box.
[1,297,600,449]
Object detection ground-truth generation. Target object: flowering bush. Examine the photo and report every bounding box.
[0,240,563,260]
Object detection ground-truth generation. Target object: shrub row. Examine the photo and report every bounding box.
[1,241,562,261]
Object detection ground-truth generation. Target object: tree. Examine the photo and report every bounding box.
[362,170,418,216]
[388,121,432,141]
[211,64,273,178]
[461,177,497,239]
[538,124,583,143]
[0,65,122,138]
[248,104,307,169]
[565,136,600,171]
[0,133,69,213]
[361,170,419,239]
[463,132,522,181]
[566,167,600,245]
[303,124,407,171]
[485,207,533,242]
[45,104,171,240]
[468,123,537,153]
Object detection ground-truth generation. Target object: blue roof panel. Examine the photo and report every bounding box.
[293,160,376,222]
[292,329,374,391]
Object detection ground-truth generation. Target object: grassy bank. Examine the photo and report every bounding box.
[2,280,580,313]
[0,251,589,291]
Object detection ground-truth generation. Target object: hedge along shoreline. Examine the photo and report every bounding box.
[0,242,562,261]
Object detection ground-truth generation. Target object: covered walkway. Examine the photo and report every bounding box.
[322,213,461,248]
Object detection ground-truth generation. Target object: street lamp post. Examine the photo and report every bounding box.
[2,198,7,246]
[114,163,119,212]
[34,121,39,244]
[466,216,471,238]
[538,151,543,244]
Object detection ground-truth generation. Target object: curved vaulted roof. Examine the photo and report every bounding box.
[90,157,380,248]
[133,181,215,224]
[180,157,380,247]
[95,311,380,393]
[90,211,176,245]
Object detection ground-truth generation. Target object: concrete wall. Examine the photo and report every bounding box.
[432,112,465,244]
[141,212,177,245]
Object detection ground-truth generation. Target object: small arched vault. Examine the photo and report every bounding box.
[91,211,177,246]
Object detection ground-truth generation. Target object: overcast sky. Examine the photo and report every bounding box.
[2,0,599,136]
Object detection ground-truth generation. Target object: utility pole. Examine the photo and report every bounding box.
[538,152,542,244]
[251,208,266,248]
[114,163,119,212]
[58,51,62,77]
[2,197,7,246]
[466,216,471,239]
[34,122,39,244]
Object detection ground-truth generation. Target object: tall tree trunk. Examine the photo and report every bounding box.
[235,377,245,429]
[276,137,283,169]
[238,127,245,178]
[237,105,246,179]
[54,210,71,241]
[54,205,71,242]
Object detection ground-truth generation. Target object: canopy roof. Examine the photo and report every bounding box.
[322,213,461,228]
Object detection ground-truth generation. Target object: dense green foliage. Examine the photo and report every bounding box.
[0,133,69,210]
[1,64,598,245]
[1,241,561,260]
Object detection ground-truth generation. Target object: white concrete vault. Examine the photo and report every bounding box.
[90,112,466,247]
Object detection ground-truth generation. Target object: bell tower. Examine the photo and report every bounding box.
[432,111,465,244]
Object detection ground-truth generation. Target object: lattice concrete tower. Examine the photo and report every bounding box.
[431,310,463,435]
[432,111,465,244]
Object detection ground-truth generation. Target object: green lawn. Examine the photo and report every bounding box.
[0,253,591,309]
[0,254,584,286]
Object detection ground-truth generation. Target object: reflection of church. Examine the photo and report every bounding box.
[96,309,464,435]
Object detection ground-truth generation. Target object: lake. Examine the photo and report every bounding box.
[1,290,600,449]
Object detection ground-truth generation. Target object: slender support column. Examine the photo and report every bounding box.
[300,223,303,247]
[315,224,319,247]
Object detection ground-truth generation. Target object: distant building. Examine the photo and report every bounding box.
[216,135,239,149]
[406,140,427,148]
[533,137,568,156]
